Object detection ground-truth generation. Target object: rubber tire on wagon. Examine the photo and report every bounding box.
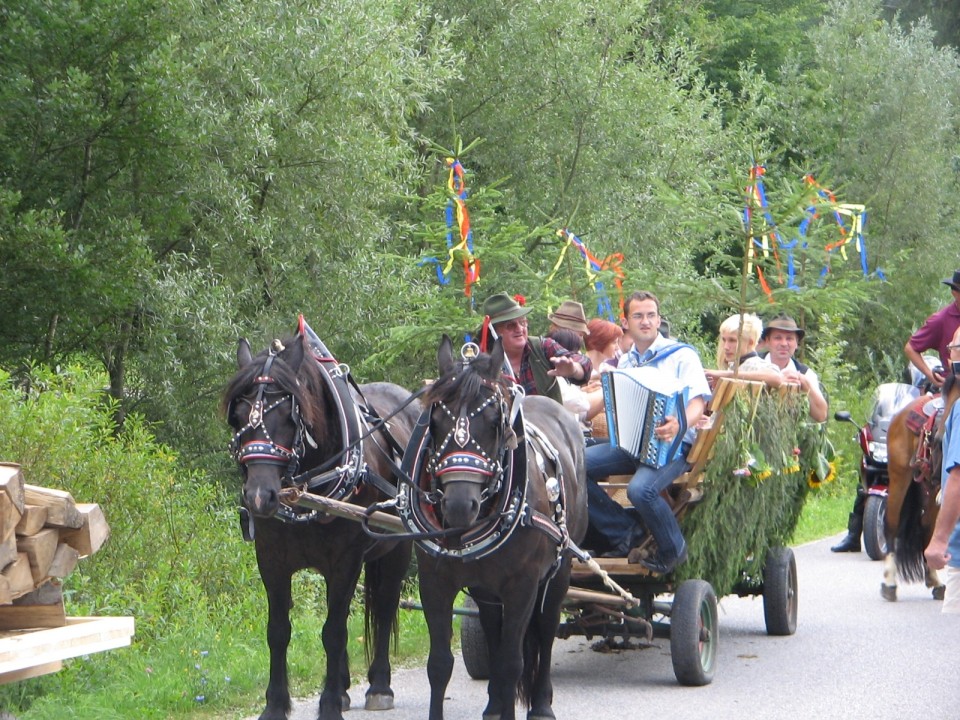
[762,547,798,636]
[459,596,490,680]
[862,494,888,562]
[670,579,718,686]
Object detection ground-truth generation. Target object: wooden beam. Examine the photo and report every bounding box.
[0,616,135,683]
[0,464,25,516]
[17,529,59,584]
[59,504,109,558]
[23,485,82,530]
[15,505,48,537]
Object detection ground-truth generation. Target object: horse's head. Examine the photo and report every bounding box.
[423,335,517,529]
[223,336,327,518]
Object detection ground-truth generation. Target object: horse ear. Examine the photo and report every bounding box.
[237,338,253,368]
[489,338,505,377]
[285,337,305,372]
[438,334,455,376]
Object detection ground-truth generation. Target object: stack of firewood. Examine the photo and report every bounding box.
[0,463,109,608]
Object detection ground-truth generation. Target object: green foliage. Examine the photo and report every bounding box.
[679,387,832,596]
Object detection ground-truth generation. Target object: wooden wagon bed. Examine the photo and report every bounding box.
[571,377,769,580]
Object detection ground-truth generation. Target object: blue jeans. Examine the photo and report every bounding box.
[585,441,690,561]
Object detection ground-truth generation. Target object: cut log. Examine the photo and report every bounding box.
[0,577,10,606]
[0,464,25,516]
[45,544,79,581]
[0,495,22,545]
[15,505,48,537]
[0,533,17,574]
[59,504,109,558]
[16,529,59,584]
[23,485,82,530]
[2,554,35,599]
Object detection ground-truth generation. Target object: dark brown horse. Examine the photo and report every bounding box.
[405,336,587,720]
[222,322,419,720]
[881,373,960,601]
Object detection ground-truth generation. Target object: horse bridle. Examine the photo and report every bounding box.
[229,351,315,477]
[426,375,512,503]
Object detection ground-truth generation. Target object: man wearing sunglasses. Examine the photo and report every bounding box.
[479,293,592,405]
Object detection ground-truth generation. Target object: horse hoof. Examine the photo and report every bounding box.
[341,693,350,711]
[364,693,394,711]
[933,585,946,601]
[881,583,897,602]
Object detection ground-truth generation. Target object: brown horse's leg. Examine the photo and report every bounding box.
[525,563,572,720]
[255,537,294,720]
[420,566,460,720]
[363,541,412,710]
[881,412,916,601]
[318,555,364,720]
[490,585,539,720]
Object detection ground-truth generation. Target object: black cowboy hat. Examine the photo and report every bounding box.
[943,270,960,293]
[760,315,805,341]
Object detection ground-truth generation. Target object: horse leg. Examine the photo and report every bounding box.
[317,559,364,720]
[881,552,898,601]
[474,592,504,720]
[419,567,460,720]
[258,560,294,720]
[364,542,412,711]
[525,567,571,720]
[488,586,539,720]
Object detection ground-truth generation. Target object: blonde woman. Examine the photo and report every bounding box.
[705,313,783,389]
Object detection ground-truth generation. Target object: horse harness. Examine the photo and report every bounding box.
[905,394,945,493]
[230,336,413,535]
[396,357,572,566]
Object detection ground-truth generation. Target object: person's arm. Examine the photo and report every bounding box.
[925,470,960,570]
[905,340,945,387]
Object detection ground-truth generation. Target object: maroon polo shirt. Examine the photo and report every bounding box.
[908,301,960,367]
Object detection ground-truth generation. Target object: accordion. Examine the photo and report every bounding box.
[601,367,687,468]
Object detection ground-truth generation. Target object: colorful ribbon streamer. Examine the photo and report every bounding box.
[440,158,480,297]
[550,228,625,321]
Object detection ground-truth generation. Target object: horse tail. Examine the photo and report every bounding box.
[517,619,540,709]
[894,480,927,583]
[362,559,401,667]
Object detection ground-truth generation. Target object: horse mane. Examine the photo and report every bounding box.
[423,349,508,410]
[221,335,330,434]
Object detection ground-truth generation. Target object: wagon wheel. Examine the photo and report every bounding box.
[670,579,718,686]
[459,596,490,680]
[762,547,798,636]
[862,494,888,561]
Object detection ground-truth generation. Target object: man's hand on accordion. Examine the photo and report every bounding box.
[655,415,681,443]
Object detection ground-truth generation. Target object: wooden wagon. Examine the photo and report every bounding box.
[458,377,825,686]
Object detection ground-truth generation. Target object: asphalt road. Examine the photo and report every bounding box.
[245,534,960,720]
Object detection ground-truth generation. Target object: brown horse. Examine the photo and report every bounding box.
[881,374,960,601]
[222,321,419,720]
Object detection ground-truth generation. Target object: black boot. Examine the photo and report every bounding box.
[831,512,862,553]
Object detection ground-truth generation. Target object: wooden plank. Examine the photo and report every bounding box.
[0,464,25,516]
[0,577,10,606]
[0,595,66,631]
[17,529,59,584]
[59,504,109,558]
[0,659,62,684]
[0,616,135,682]
[23,485,83,530]
[15,505,48,537]
[2,554,34,600]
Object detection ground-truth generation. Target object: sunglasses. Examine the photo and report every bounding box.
[496,318,528,332]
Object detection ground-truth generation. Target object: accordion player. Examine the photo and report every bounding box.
[601,367,688,469]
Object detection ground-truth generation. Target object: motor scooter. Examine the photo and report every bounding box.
[834,382,923,560]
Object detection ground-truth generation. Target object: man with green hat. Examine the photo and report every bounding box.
[479,293,592,405]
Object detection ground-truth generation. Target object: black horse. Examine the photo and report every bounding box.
[403,336,587,720]
[222,321,419,720]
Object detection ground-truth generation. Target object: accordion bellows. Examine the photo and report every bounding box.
[601,367,687,468]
